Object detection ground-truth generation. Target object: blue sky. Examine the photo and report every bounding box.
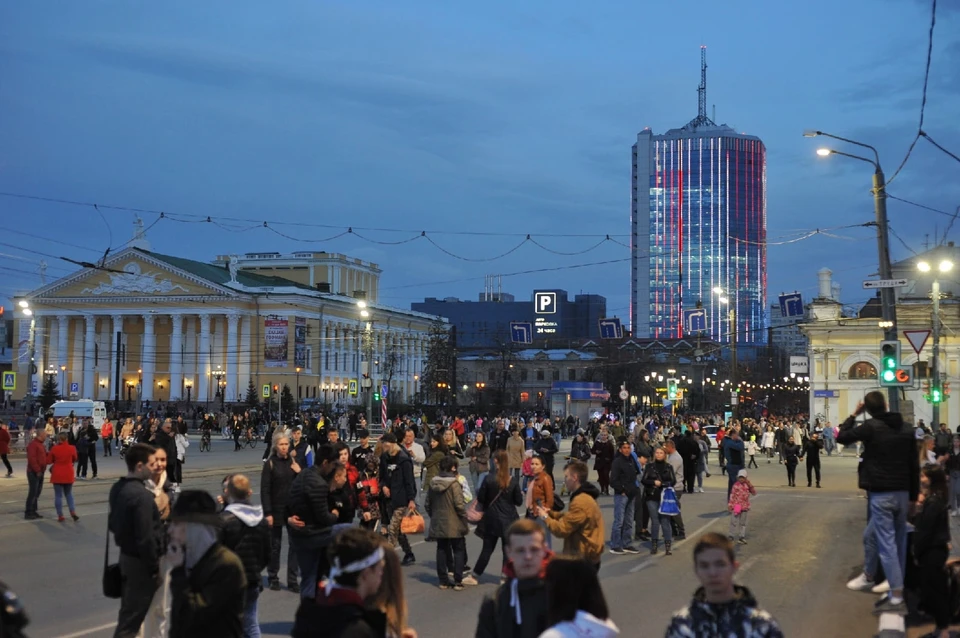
[1,0,957,328]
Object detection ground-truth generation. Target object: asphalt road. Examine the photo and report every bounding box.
[0,440,899,637]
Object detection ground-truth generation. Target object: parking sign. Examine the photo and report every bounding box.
[534,291,557,314]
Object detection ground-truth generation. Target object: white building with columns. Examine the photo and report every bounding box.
[12,246,442,413]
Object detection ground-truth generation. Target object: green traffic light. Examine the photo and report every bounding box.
[932,390,942,404]
[881,370,896,382]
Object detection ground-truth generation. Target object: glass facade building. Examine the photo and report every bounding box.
[631,125,766,344]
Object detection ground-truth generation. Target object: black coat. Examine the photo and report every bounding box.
[490,428,511,452]
[169,544,246,638]
[609,454,640,497]
[837,412,920,500]
[260,454,298,525]
[220,506,271,590]
[287,466,338,539]
[292,588,387,638]
[475,577,547,638]
[640,460,676,502]
[380,448,417,509]
[475,473,523,538]
[676,435,701,466]
[913,494,950,558]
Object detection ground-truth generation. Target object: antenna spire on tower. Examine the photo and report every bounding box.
[685,45,716,129]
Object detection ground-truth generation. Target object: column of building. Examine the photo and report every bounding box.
[226,313,239,403]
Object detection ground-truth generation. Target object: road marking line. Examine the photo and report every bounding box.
[629,518,720,573]
[736,555,760,577]
[58,622,117,638]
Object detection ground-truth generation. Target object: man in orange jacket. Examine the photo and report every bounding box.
[25,430,48,519]
[101,419,114,457]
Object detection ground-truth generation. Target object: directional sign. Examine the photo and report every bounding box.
[69,382,79,394]
[903,329,931,355]
[778,292,804,318]
[814,389,839,398]
[510,322,533,344]
[683,308,707,334]
[862,279,908,289]
[262,384,271,398]
[1,372,15,391]
[381,384,389,398]
[598,318,623,339]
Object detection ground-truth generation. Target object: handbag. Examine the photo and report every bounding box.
[468,488,504,523]
[551,493,565,512]
[102,516,122,599]
[400,510,425,535]
[658,486,680,517]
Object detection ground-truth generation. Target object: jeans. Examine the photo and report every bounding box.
[25,470,44,515]
[474,471,488,494]
[647,500,673,543]
[610,494,636,549]
[103,437,113,456]
[473,533,508,576]
[436,537,466,585]
[267,525,299,586]
[289,535,324,599]
[823,437,836,456]
[53,483,75,516]
[786,463,797,485]
[863,491,909,591]
[115,554,159,638]
[806,462,821,485]
[242,584,260,638]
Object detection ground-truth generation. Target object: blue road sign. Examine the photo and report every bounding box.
[69,382,79,394]
[778,292,804,318]
[598,318,623,339]
[813,389,839,398]
[381,384,388,398]
[683,308,707,334]
[510,322,533,344]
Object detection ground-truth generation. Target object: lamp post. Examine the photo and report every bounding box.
[358,301,374,426]
[475,381,485,407]
[413,374,420,405]
[807,129,898,411]
[918,258,953,427]
[713,288,738,414]
[295,367,301,402]
[60,365,66,395]
[212,365,225,412]
[18,300,36,397]
[184,378,193,405]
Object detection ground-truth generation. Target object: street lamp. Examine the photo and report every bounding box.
[357,303,375,426]
[295,366,301,400]
[917,257,953,426]
[212,365,225,412]
[807,129,898,410]
[184,378,193,404]
[60,364,67,394]
[714,288,738,414]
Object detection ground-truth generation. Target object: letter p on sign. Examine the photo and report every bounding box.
[535,292,557,314]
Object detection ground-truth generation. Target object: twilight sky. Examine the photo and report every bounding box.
[1,0,957,330]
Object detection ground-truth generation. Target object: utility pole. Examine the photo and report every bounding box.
[730,306,738,416]
[932,278,942,427]
[873,167,900,412]
[114,331,121,407]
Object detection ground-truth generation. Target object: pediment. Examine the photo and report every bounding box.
[32,251,234,300]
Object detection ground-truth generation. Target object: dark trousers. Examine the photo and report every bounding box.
[786,463,797,485]
[267,525,299,586]
[25,470,43,515]
[636,492,650,533]
[669,491,686,536]
[683,463,696,493]
[115,554,159,638]
[918,547,950,631]
[0,454,11,475]
[747,455,758,469]
[77,448,89,477]
[806,462,821,485]
[103,437,113,456]
[597,467,610,493]
[473,533,507,576]
[436,537,466,585]
[171,458,182,484]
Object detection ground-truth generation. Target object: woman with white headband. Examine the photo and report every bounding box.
[292,527,388,637]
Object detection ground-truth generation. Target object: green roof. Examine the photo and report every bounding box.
[143,250,316,293]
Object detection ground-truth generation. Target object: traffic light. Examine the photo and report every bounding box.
[879,341,912,386]
[931,382,943,404]
[667,378,678,400]
[373,390,381,401]
[945,381,952,397]
[273,384,279,394]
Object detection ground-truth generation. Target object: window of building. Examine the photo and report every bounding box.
[488,369,496,382]
[568,368,576,381]
[552,369,560,381]
[520,392,529,403]
[536,369,545,381]
[520,369,528,382]
[848,362,878,380]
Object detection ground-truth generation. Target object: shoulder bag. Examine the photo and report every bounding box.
[103,515,122,599]
[467,488,503,523]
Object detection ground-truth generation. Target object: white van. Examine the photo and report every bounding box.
[50,400,108,432]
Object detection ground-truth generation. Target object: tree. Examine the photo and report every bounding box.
[39,374,61,411]
[421,319,456,405]
[244,379,260,412]
[280,384,296,423]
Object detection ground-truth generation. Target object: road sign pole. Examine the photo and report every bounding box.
[933,278,942,426]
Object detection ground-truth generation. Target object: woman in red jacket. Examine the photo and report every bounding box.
[0,423,12,477]
[46,432,78,522]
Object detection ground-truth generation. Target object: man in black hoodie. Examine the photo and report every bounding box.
[838,390,919,616]
[379,433,418,566]
[287,444,340,599]
[220,474,271,637]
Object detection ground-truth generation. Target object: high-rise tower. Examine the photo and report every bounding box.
[631,47,766,345]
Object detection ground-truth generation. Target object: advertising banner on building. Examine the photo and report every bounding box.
[264,318,289,368]
[17,319,31,364]
[294,317,307,368]
[789,356,809,375]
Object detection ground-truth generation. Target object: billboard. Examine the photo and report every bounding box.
[294,317,307,368]
[264,318,288,368]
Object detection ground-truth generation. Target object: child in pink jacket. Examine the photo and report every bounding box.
[728,469,756,544]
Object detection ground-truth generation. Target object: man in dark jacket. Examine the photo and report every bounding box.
[935,422,953,456]
[221,474,271,638]
[608,437,640,554]
[800,432,824,488]
[533,429,558,483]
[475,519,553,638]
[168,490,246,638]
[260,434,301,591]
[490,420,510,455]
[838,390,920,615]
[379,433,418,566]
[676,430,701,494]
[153,419,179,488]
[722,429,745,500]
[287,445,340,599]
[108,442,162,638]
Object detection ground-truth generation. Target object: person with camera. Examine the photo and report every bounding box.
[839,391,920,616]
